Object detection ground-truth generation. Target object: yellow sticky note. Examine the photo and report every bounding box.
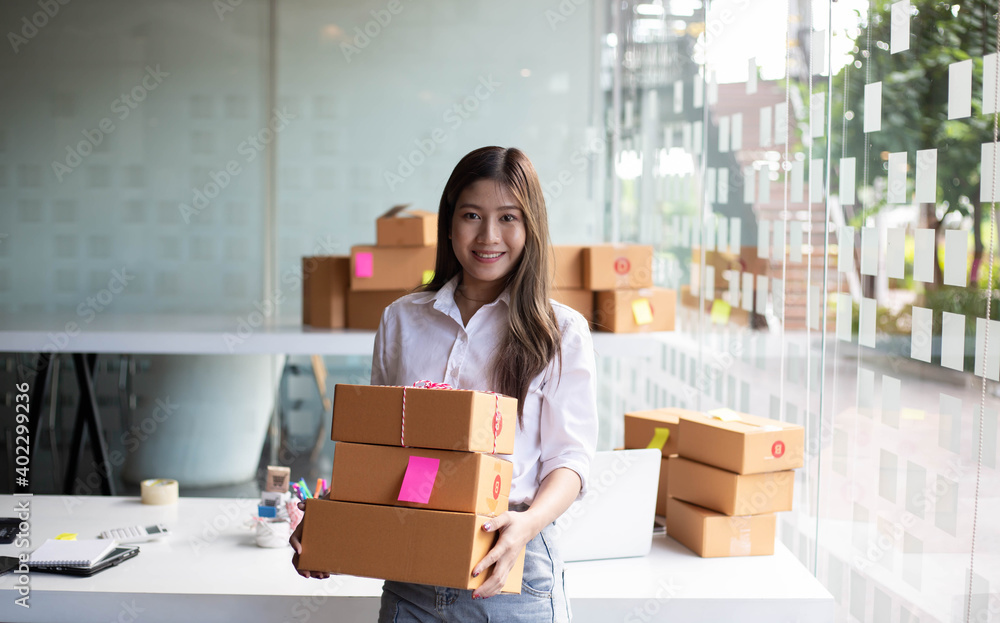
[646,427,670,450]
[708,407,742,422]
[710,299,731,325]
[901,408,925,421]
[422,270,435,285]
[54,533,78,541]
[632,298,654,325]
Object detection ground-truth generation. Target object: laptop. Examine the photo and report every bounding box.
[552,448,660,562]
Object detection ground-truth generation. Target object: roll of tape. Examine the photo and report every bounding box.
[141,478,179,505]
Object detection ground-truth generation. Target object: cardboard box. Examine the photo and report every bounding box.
[332,384,516,454]
[297,499,525,592]
[656,456,672,518]
[377,205,437,247]
[551,289,593,323]
[302,256,350,328]
[668,457,794,516]
[666,498,775,557]
[350,245,438,291]
[594,288,675,333]
[347,289,409,330]
[330,442,512,516]
[623,408,695,457]
[677,409,804,474]
[582,245,654,290]
[691,248,769,290]
[551,245,585,289]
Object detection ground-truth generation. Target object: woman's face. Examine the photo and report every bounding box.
[450,179,526,291]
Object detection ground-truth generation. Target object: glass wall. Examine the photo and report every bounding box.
[605,0,999,620]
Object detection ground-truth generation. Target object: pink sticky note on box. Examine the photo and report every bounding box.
[397,456,440,504]
[355,252,374,278]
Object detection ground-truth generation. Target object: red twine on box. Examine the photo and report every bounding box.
[400,380,501,453]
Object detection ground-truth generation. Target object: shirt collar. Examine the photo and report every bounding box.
[423,274,511,317]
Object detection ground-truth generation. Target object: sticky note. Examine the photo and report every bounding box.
[810,92,825,138]
[719,116,731,153]
[861,227,878,276]
[729,217,741,255]
[632,298,654,325]
[975,318,1000,380]
[422,270,435,285]
[691,217,701,249]
[646,427,670,450]
[812,30,828,75]
[711,299,731,325]
[911,306,932,363]
[682,123,692,153]
[706,168,718,205]
[673,80,684,114]
[708,71,718,105]
[839,226,855,273]
[836,293,853,342]
[809,285,822,330]
[741,272,754,312]
[981,143,1000,201]
[810,158,825,203]
[755,275,768,314]
[55,533,78,541]
[718,168,729,204]
[891,1,910,54]
[704,212,716,250]
[840,157,856,205]
[704,265,715,300]
[864,82,882,133]
[915,149,937,203]
[882,375,901,428]
[860,297,876,347]
[760,106,773,147]
[886,227,905,279]
[731,113,743,151]
[747,58,758,94]
[716,215,728,250]
[941,311,965,371]
[773,219,786,259]
[857,367,875,414]
[944,229,968,287]
[948,59,972,120]
[772,278,784,319]
[774,103,788,145]
[693,121,703,155]
[984,53,998,115]
[693,77,704,108]
[743,166,756,203]
[789,221,803,263]
[709,407,742,422]
[354,252,374,278]
[879,450,898,502]
[887,152,907,204]
[913,229,935,283]
[791,160,805,203]
[397,456,440,504]
[758,167,771,204]
[680,216,690,249]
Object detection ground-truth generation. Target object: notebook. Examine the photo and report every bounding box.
[27,538,118,568]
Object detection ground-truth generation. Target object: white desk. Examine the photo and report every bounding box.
[0,495,834,622]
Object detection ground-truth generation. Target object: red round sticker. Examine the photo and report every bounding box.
[493,412,503,436]
[614,257,631,275]
[771,440,785,458]
[492,475,502,500]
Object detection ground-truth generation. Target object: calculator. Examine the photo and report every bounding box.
[98,524,170,544]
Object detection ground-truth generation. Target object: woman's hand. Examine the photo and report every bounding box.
[289,500,331,579]
[471,510,541,599]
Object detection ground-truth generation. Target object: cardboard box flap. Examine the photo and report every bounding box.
[379,204,413,219]
[703,408,799,433]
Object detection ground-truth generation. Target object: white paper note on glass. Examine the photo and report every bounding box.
[948,60,972,120]
[975,318,1000,380]
[717,215,728,251]
[911,306,933,363]
[810,158,824,203]
[760,106,773,147]
[984,54,998,115]
[756,275,768,315]
[674,80,684,114]
[744,166,755,203]
[891,1,910,54]
[759,168,771,204]
[840,157,857,205]
[742,272,754,312]
[693,121,703,155]
[810,92,825,138]
[861,227,878,276]
[680,216,690,249]
[839,226,855,273]
[729,217,741,255]
[731,113,743,151]
[772,278,784,319]
[812,30,828,74]
[704,265,716,300]
[718,169,729,204]
[915,149,937,203]
[888,152,907,204]
[858,367,875,414]
[860,297,876,348]
[913,229,935,283]
[791,159,805,203]
[887,227,906,279]
[748,58,758,94]
[941,311,966,371]
[865,82,882,133]
[708,71,718,105]
[728,271,740,307]
[790,221,803,263]
[758,219,770,259]
[837,293,853,342]
[944,229,968,287]
[981,143,1000,201]
[719,116,731,153]
[704,211,716,250]
[706,168,718,205]
[773,219,786,259]
[809,284,822,330]
[693,77,704,109]
[882,376,901,429]
[774,103,788,145]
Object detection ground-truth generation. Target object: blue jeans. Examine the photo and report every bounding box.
[378,517,570,623]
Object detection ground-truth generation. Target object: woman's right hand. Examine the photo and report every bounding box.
[289,500,331,579]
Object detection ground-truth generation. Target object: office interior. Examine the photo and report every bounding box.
[1,0,999,621]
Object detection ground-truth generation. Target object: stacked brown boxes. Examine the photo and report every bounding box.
[622,408,698,518]
[550,245,593,321]
[302,256,351,328]
[296,384,526,592]
[586,245,676,333]
[666,408,804,557]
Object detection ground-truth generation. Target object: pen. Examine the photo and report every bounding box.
[316,478,323,498]
[298,479,313,499]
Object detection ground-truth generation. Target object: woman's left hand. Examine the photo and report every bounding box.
[471,510,539,599]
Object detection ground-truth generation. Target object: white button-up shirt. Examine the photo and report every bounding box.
[370,276,599,505]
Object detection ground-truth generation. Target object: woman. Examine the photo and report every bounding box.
[292,146,599,622]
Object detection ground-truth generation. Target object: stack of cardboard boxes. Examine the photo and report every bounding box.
[296,383,526,592]
[622,407,699,518]
[588,245,676,333]
[666,409,803,557]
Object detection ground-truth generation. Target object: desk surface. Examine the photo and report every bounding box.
[0,495,833,623]
[0,314,664,357]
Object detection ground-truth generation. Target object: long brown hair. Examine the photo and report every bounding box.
[423,146,561,422]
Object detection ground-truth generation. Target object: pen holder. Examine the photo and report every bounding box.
[255,519,292,548]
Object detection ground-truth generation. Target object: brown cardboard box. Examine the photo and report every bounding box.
[350,245,438,291]
[677,409,804,474]
[666,498,775,557]
[551,245,585,289]
[668,457,794,515]
[582,245,654,290]
[377,205,437,247]
[551,289,594,323]
[302,256,350,328]
[691,247,769,290]
[347,289,409,330]
[594,288,675,333]
[332,384,516,454]
[623,408,696,457]
[297,499,525,592]
[330,442,512,516]
[656,456,673,518]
